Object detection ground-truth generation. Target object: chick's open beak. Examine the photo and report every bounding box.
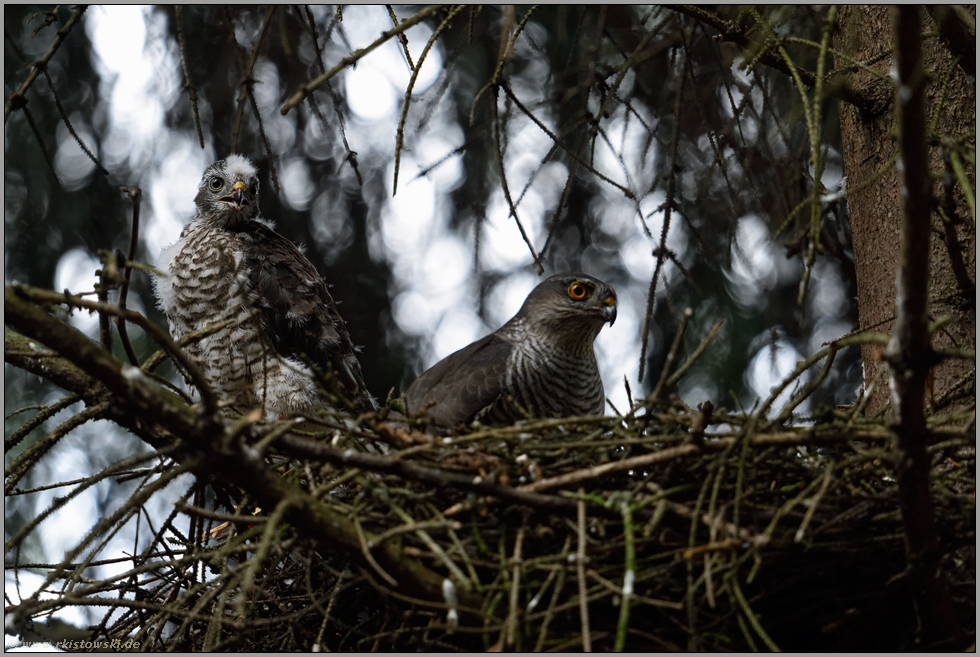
[220,180,249,210]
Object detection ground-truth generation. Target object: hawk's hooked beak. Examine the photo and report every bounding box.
[601,295,617,326]
[220,180,249,211]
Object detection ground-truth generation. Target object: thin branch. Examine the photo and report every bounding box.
[498,82,634,198]
[648,307,692,405]
[638,44,684,383]
[42,69,108,175]
[4,5,87,123]
[302,5,326,73]
[4,393,79,452]
[116,187,143,366]
[947,145,975,227]
[4,292,474,617]
[490,86,544,274]
[575,493,592,652]
[886,6,962,646]
[665,320,725,389]
[245,83,279,193]
[6,284,218,416]
[669,5,879,114]
[229,6,280,192]
[504,521,525,648]
[21,104,60,183]
[174,6,205,149]
[386,5,416,71]
[276,429,586,514]
[392,5,464,196]
[490,5,539,85]
[281,5,444,115]
[613,499,636,652]
[4,402,108,494]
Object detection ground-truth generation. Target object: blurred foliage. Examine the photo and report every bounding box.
[4,4,860,413]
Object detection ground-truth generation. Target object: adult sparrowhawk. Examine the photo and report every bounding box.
[154,155,377,419]
[403,273,617,426]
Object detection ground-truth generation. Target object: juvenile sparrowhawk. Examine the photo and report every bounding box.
[154,155,376,419]
[403,273,617,426]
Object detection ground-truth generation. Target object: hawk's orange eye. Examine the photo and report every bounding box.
[567,282,590,300]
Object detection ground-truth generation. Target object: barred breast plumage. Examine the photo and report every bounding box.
[403,273,617,427]
[154,155,377,419]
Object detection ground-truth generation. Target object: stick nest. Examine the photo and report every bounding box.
[87,399,975,652]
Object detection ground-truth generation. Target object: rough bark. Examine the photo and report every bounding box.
[834,5,976,418]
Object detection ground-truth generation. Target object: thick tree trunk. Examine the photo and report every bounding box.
[834,6,975,418]
[835,7,973,648]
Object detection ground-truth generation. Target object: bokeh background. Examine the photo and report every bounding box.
[5,5,862,644]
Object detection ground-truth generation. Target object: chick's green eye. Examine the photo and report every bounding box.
[567,282,590,300]
[208,177,223,192]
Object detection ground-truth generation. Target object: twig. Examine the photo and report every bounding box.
[175,503,267,525]
[497,82,633,198]
[753,333,887,423]
[393,5,463,196]
[236,500,291,619]
[5,5,87,123]
[229,6,280,192]
[7,284,217,415]
[281,5,444,115]
[386,5,416,70]
[387,502,469,588]
[369,517,461,551]
[116,187,143,366]
[42,68,108,175]
[519,444,700,493]
[95,259,113,352]
[886,7,962,645]
[947,145,975,227]
[4,402,109,494]
[576,492,592,652]
[668,5,878,114]
[6,458,193,604]
[174,6,205,149]
[649,307,692,404]
[728,573,780,651]
[533,537,571,651]
[28,6,60,38]
[800,6,837,304]
[666,319,725,388]
[278,431,585,513]
[505,521,525,649]
[21,104,60,183]
[489,85,544,273]
[939,151,976,300]
[307,88,362,185]
[613,497,636,651]
[794,461,833,542]
[244,81,279,193]
[4,393,79,452]
[638,44,684,382]
[314,568,347,650]
[354,515,396,588]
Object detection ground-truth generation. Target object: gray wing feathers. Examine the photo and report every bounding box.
[241,223,377,413]
[404,333,513,426]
